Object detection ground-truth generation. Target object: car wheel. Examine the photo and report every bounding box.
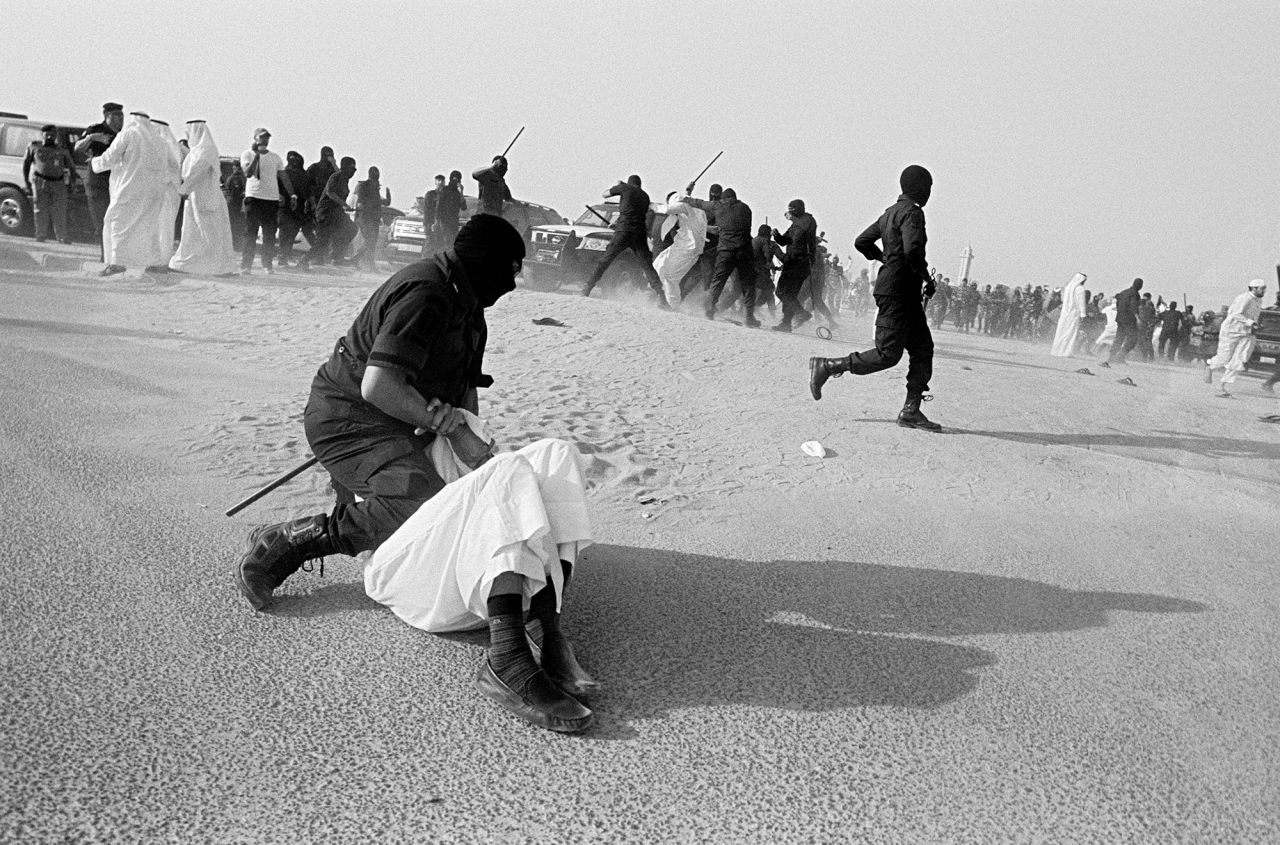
[0,187,33,236]
[521,261,560,292]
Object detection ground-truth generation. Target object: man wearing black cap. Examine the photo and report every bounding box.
[74,102,124,253]
[685,187,758,325]
[23,125,76,244]
[473,155,512,217]
[771,199,818,331]
[809,165,942,432]
[233,214,596,733]
[580,175,669,307]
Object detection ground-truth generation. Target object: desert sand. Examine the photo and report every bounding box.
[1,245,1278,843]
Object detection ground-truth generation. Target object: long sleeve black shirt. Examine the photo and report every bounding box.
[855,194,928,299]
[773,213,817,266]
[606,182,650,234]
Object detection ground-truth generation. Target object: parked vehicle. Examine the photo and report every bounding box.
[384,195,563,267]
[522,201,668,293]
[1248,306,1280,369]
[0,111,94,240]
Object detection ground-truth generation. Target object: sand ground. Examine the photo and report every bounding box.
[1,243,1278,843]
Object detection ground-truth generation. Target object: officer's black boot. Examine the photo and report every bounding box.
[234,513,342,611]
[744,307,761,328]
[809,355,852,400]
[897,391,942,431]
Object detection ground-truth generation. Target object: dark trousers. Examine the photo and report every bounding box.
[303,392,444,554]
[1109,320,1139,362]
[583,230,664,298]
[1158,331,1180,360]
[277,210,315,262]
[802,273,835,321]
[354,219,381,267]
[313,212,357,263]
[31,177,68,241]
[707,245,758,315]
[848,295,934,394]
[1136,323,1155,359]
[241,197,279,269]
[775,261,812,327]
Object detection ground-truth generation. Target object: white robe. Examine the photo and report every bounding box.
[1094,303,1118,349]
[1050,273,1088,357]
[92,114,168,268]
[152,123,183,265]
[651,196,706,303]
[364,416,593,633]
[169,123,238,275]
[1208,291,1263,383]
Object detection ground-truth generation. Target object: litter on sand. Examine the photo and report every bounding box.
[532,317,567,327]
[800,441,827,458]
[1117,377,1137,386]
[1258,414,1280,423]
[1076,368,1095,376]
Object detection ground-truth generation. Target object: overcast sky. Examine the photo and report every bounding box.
[11,0,1278,308]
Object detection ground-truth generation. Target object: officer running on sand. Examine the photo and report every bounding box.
[808,165,942,432]
[234,214,598,732]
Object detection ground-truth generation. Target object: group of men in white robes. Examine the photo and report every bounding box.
[91,113,236,276]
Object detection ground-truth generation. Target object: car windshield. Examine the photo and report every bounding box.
[575,206,616,227]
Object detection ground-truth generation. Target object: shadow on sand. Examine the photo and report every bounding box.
[956,428,1280,463]
[267,546,1206,740]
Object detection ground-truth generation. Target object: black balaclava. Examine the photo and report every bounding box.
[320,145,334,160]
[900,165,932,206]
[709,183,723,200]
[758,224,770,236]
[628,174,641,187]
[453,214,526,307]
[721,188,737,201]
[788,198,806,215]
[492,156,509,176]
[286,151,303,169]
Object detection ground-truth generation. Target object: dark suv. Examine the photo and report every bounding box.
[0,111,93,240]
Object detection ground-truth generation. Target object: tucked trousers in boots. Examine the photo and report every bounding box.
[848,294,934,394]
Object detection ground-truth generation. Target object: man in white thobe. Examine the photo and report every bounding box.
[150,120,183,269]
[1050,272,1088,357]
[650,191,706,305]
[92,112,168,275]
[1205,279,1266,396]
[169,121,239,276]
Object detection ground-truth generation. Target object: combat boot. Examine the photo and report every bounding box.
[743,308,761,329]
[809,355,852,400]
[234,513,342,611]
[897,392,942,431]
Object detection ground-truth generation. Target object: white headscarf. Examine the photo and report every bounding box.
[182,121,220,184]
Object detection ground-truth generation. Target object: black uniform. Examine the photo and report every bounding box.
[850,191,933,394]
[277,161,315,263]
[582,180,666,300]
[1108,282,1142,362]
[773,211,818,328]
[305,252,489,554]
[80,119,117,241]
[688,192,757,320]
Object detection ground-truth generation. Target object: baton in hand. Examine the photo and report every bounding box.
[225,456,318,517]
[686,150,723,191]
[501,126,525,158]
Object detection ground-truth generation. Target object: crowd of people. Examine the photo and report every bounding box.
[34,102,409,276]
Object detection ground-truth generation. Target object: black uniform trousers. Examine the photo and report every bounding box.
[849,294,934,394]
[303,373,484,554]
[277,208,315,262]
[775,261,812,327]
[583,230,665,298]
[707,245,758,314]
[1158,330,1180,360]
[1108,319,1139,362]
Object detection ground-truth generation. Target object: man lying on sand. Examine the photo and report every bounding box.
[233,214,599,733]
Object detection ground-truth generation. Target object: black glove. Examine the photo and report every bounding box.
[923,279,937,299]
